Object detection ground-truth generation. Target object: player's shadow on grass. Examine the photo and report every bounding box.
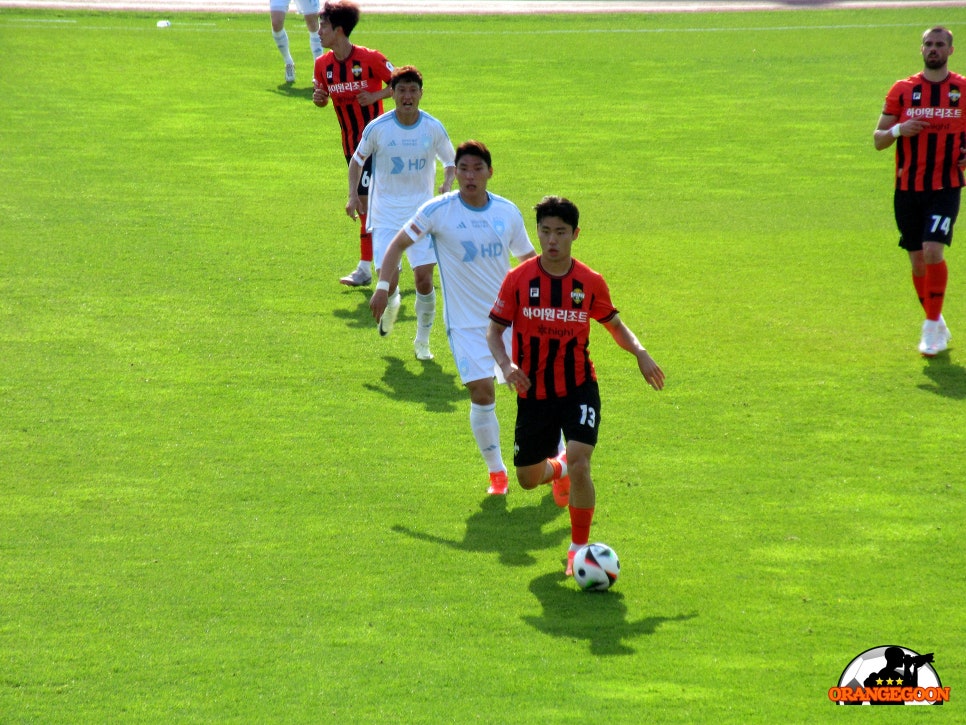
[333,288,381,330]
[269,83,315,100]
[919,354,966,399]
[364,355,462,412]
[523,571,698,656]
[392,493,569,567]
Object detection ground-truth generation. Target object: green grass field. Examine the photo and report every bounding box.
[2,5,965,722]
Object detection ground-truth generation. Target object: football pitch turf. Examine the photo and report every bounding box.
[1,4,965,722]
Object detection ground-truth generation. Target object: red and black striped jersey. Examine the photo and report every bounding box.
[314,46,394,158]
[883,71,966,191]
[490,257,618,400]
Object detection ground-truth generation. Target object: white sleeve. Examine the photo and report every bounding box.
[507,207,535,258]
[352,124,375,164]
[437,124,456,168]
[403,202,433,242]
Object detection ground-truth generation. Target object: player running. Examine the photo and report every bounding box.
[370,141,536,493]
[269,0,323,84]
[347,65,456,359]
[313,1,393,287]
[487,196,665,575]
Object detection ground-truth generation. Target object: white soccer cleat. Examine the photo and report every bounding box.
[284,63,295,83]
[339,267,372,287]
[414,340,434,361]
[378,295,401,337]
[919,319,948,357]
[938,314,952,343]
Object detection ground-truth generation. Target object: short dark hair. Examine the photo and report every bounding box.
[923,26,953,46]
[534,195,579,230]
[390,65,423,89]
[455,140,492,168]
[321,1,360,37]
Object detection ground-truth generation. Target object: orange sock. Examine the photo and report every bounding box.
[569,506,594,547]
[548,457,562,482]
[924,261,948,321]
[912,273,927,309]
[359,212,372,262]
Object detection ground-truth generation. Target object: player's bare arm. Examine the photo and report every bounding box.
[312,85,330,107]
[874,113,930,151]
[355,86,392,107]
[486,320,531,393]
[346,159,365,219]
[438,166,457,195]
[369,231,413,320]
[603,315,665,391]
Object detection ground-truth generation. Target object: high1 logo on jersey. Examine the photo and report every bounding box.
[906,107,963,119]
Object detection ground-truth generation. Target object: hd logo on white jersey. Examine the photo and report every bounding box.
[390,157,428,174]
[460,241,503,262]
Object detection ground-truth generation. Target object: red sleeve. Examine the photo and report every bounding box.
[375,50,394,85]
[313,54,327,91]
[589,273,617,324]
[489,267,518,327]
[362,48,393,91]
[883,78,908,117]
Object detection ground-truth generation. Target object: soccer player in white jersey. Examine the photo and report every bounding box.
[347,66,456,360]
[269,0,324,84]
[370,140,537,495]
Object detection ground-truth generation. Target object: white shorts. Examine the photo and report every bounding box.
[448,326,509,385]
[269,0,319,15]
[373,227,437,271]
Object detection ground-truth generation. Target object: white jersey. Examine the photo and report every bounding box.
[352,109,455,232]
[404,191,535,331]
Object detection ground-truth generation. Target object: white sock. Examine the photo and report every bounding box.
[357,259,370,275]
[273,30,293,64]
[555,455,568,479]
[309,31,323,58]
[414,289,435,345]
[387,288,401,309]
[470,402,503,473]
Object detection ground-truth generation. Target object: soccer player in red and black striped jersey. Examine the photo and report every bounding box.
[487,196,665,577]
[313,1,394,287]
[875,26,966,356]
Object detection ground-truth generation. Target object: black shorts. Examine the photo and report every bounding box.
[894,187,961,251]
[345,154,374,197]
[513,381,601,467]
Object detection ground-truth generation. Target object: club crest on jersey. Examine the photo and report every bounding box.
[352,62,363,79]
[571,287,586,307]
[950,88,962,104]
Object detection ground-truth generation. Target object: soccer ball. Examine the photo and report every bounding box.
[573,543,620,591]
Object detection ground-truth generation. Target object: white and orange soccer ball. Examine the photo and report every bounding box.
[572,543,620,591]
